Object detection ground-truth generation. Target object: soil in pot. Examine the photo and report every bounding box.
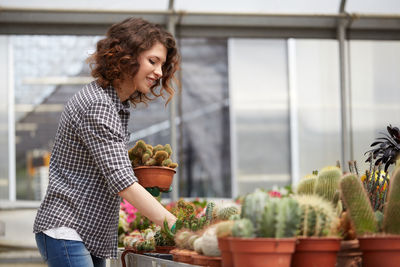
[292,237,341,267]
[155,245,176,254]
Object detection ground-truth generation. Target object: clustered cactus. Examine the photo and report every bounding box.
[128,139,178,168]
[233,189,301,238]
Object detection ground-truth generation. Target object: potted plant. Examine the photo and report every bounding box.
[228,189,301,267]
[128,140,178,191]
[340,164,400,267]
[292,194,341,267]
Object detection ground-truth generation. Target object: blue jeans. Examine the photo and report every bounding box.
[35,232,106,267]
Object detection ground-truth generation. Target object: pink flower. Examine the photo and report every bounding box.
[120,199,138,223]
[268,191,281,198]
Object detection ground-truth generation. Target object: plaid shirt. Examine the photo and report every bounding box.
[33,81,137,258]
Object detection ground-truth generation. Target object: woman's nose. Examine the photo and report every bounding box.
[154,65,163,78]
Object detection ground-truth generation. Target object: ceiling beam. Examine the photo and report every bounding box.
[0,7,400,40]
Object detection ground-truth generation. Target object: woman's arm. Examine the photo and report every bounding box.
[118,182,176,229]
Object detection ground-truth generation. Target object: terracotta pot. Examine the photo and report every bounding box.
[173,249,193,264]
[218,237,233,267]
[169,248,179,262]
[336,239,362,267]
[358,235,400,267]
[133,166,176,191]
[292,237,341,267]
[229,237,296,267]
[192,253,222,267]
[155,245,176,254]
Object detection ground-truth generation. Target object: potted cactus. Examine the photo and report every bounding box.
[128,140,178,191]
[228,189,301,267]
[340,164,400,267]
[291,195,341,267]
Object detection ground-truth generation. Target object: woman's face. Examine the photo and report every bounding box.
[117,42,167,101]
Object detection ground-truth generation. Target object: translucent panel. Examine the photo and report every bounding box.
[229,39,290,196]
[347,0,400,14]
[0,37,10,200]
[12,35,100,200]
[176,0,341,14]
[0,0,168,10]
[350,41,400,174]
[294,40,341,178]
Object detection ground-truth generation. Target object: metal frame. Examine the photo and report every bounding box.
[1,7,400,40]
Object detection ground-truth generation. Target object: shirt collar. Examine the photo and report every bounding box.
[101,83,130,113]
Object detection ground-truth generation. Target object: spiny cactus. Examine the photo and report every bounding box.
[216,220,235,238]
[296,174,317,195]
[174,229,193,249]
[340,173,378,236]
[383,166,400,234]
[259,197,301,238]
[314,166,342,205]
[201,225,221,257]
[129,140,178,168]
[232,218,255,238]
[241,189,269,235]
[294,195,338,237]
[216,205,240,221]
[205,202,216,222]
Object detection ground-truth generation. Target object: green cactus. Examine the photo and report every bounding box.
[296,174,317,195]
[259,197,301,238]
[163,144,172,157]
[232,218,255,238]
[216,220,234,238]
[216,205,240,221]
[383,167,400,234]
[205,202,216,222]
[294,195,338,237]
[315,166,342,204]
[340,173,378,236]
[241,189,269,236]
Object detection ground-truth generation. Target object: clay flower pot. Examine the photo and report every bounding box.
[133,166,176,191]
[229,237,296,267]
[292,237,341,267]
[358,235,400,267]
[155,245,176,254]
[218,237,233,267]
[336,239,362,267]
[192,253,222,267]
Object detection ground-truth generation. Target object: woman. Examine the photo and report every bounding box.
[33,17,179,267]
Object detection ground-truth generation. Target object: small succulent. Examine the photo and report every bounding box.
[365,124,400,172]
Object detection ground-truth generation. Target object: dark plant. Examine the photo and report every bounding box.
[365,124,400,172]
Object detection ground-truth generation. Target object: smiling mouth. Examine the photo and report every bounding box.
[146,78,156,87]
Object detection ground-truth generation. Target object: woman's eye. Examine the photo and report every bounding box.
[149,59,155,65]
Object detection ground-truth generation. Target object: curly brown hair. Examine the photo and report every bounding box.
[87,17,180,106]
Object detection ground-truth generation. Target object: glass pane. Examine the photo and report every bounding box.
[12,35,99,200]
[176,0,341,14]
[1,0,169,11]
[229,39,290,195]
[347,0,400,14]
[178,38,231,198]
[0,36,10,200]
[295,40,341,178]
[350,40,400,174]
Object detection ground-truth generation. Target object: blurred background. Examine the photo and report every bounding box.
[0,0,399,265]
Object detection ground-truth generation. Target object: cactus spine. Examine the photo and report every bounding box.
[383,167,400,234]
[315,166,342,205]
[241,189,269,236]
[340,173,378,236]
[294,195,338,237]
[232,218,255,238]
[216,205,240,221]
[296,174,317,195]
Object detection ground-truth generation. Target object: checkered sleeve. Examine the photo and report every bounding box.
[79,100,137,194]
